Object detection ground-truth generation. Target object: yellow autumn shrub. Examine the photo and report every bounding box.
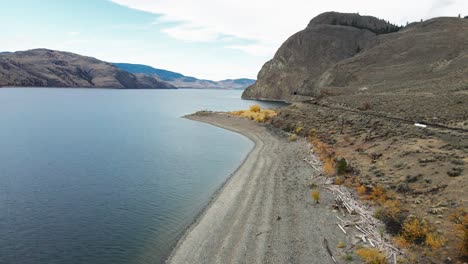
[355,248,387,264]
[230,105,277,123]
[311,190,320,204]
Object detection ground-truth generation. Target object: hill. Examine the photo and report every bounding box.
[0,49,175,89]
[115,63,255,90]
[241,12,468,262]
[242,12,468,126]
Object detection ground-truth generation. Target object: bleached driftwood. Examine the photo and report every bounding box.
[304,144,403,262]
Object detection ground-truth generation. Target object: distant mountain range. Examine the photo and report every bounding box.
[0,49,255,90]
[114,63,255,90]
[0,49,175,89]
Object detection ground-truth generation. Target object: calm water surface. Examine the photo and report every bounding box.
[0,88,283,264]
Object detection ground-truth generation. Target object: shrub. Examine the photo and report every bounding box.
[425,232,446,250]
[336,157,348,174]
[402,218,430,244]
[381,200,402,219]
[254,113,266,122]
[230,106,277,123]
[359,102,372,111]
[337,241,346,248]
[295,126,303,134]
[249,104,261,112]
[368,184,387,204]
[355,248,387,264]
[357,185,367,195]
[323,158,335,175]
[311,190,320,204]
[450,208,468,257]
[308,134,348,177]
[335,177,344,185]
[344,254,353,261]
[288,134,298,141]
[394,235,411,249]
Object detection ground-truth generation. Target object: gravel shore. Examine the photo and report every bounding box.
[168,112,353,264]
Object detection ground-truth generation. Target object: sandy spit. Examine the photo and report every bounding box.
[167,112,352,264]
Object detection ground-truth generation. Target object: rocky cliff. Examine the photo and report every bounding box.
[242,12,468,118]
[0,49,175,89]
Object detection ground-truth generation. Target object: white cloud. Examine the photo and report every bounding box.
[109,0,468,57]
[67,31,80,37]
[227,44,278,57]
[161,24,221,42]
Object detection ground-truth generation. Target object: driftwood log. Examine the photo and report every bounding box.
[304,143,402,263]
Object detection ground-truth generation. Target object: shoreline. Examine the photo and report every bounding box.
[164,112,259,262]
[167,112,352,264]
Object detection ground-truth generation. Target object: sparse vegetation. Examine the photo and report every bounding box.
[355,248,387,264]
[357,185,367,195]
[336,157,348,175]
[425,232,446,250]
[401,217,429,244]
[295,126,303,134]
[344,253,353,261]
[230,104,277,123]
[359,102,372,111]
[308,132,339,176]
[450,208,468,257]
[335,177,344,185]
[288,134,298,141]
[311,190,320,204]
[337,241,346,248]
[393,235,411,249]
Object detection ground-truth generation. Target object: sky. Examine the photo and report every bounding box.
[1,0,466,80]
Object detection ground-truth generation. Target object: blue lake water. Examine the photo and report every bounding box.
[0,88,283,264]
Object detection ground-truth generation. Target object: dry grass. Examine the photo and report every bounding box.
[355,248,387,264]
[401,218,431,245]
[230,104,277,123]
[381,200,402,220]
[335,177,345,185]
[394,235,411,249]
[357,185,367,195]
[295,126,303,134]
[450,208,468,257]
[425,232,446,250]
[308,133,339,176]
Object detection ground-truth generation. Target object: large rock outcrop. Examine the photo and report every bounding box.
[242,12,468,106]
[242,12,400,101]
[0,49,175,89]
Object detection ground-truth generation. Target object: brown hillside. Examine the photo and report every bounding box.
[0,49,175,89]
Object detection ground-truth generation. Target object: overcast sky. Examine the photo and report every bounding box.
[1,0,466,80]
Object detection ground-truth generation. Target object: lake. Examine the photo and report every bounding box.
[0,88,283,264]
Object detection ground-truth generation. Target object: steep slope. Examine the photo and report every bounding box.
[115,63,255,89]
[242,12,400,101]
[313,17,468,124]
[317,17,468,92]
[242,13,467,109]
[0,49,175,89]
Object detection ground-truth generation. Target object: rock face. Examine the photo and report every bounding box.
[0,49,175,89]
[115,63,255,89]
[242,12,468,104]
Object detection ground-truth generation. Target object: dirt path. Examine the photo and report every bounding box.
[167,112,353,264]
